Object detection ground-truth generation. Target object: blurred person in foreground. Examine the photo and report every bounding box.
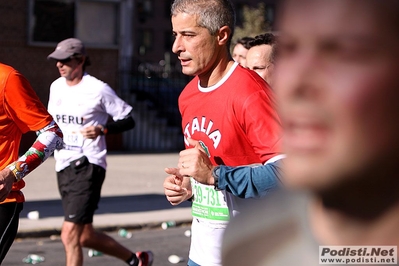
[0,63,63,263]
[246,33,276,85]
[163,0,282,265]
[222,0,399,265]
[231,36,254,67]
[47,38,152,266]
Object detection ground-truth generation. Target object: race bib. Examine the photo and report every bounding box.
[191,179,230,222]
[63,130,84,148]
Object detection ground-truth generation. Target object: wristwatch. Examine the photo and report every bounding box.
[187,195,195,202]
[212,165,221,191]
[99,124,108,135]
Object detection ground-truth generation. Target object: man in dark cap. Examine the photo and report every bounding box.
[47,38,153,266]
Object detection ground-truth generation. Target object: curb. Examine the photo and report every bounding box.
[16,220,193,239]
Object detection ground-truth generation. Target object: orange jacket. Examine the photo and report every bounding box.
[0,63,53,203]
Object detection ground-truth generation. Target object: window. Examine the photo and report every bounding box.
[164,0,173,18]
[164,30,173,50]
[138,29,153,55]
[30,0,75,43]
[28,0,120,47]
[136,0,153,23]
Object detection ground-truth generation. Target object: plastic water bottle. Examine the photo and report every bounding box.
[161,221,176,230]
[27,210,40,220]
[184,229,191,237]
[88,249,103,257]
[168,254,185,264]
[118,228,132,239]
[22,254,45,264]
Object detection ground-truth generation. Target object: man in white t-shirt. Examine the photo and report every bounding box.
[47,38,153,266]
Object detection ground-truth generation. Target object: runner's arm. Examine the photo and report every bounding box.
[215,159,283,198]
[7,120,63,181]
[99,112,135,135]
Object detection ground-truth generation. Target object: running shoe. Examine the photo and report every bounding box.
[136,251,154,266]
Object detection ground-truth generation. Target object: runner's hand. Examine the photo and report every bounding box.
[164,168,192,205]
[0,168,16,202]
[178,138,215,185]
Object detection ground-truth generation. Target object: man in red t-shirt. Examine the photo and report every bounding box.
[163,1,282,265]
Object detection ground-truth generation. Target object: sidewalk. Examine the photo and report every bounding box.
[17,153,192,238]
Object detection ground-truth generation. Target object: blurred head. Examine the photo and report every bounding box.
[47,38,91,81]
[274,0,399,192]
[171,0,235,78]
[232,36,254,66]
[246,33,276,84]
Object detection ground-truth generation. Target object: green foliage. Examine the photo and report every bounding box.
[233,3,272,44]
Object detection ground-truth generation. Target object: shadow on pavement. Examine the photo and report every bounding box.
[21,194,191,218]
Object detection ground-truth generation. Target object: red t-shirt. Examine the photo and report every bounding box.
[179,62,282,167]
[0,63,53,203]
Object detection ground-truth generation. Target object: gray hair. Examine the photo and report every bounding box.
[171,0,236,46]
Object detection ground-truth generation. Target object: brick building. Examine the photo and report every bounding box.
[0,0,276,153]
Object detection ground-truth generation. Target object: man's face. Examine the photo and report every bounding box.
[232,43,248,67]
[56,57,83,81]
[246,44,273,84]
[172,12,218,78]
[274,0,399,191]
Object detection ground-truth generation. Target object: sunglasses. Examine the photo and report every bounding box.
[57,57,73,64]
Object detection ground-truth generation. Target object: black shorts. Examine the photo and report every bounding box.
[57,156,106,224]
[0,202,23,264]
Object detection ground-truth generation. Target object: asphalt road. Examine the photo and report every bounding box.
[4,154,193,266]
[3,225,191,266]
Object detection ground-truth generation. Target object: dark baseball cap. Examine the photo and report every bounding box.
[47,38,86,60]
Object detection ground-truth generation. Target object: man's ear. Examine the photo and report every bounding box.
[217,26,231,45]
[76,56,85,65]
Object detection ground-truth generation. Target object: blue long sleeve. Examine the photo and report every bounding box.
[217,160,283,198]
